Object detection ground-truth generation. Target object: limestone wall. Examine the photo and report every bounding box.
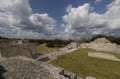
[0,43,35,58]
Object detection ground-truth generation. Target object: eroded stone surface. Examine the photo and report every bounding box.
[86,76,96,79]
[88,52,120,61]
[0,42,36,58]
[81,38,120,52]
[0,57,53,79]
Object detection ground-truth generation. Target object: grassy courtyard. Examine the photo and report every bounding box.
[36,44,59,54]
[50,48,120,79]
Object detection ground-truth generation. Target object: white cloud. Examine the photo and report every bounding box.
[0,0,120,39]
[95,0,102,3]
[0,0,57,39]
[66,4,72,13]
[62,0,120,39]
[62,3,92,39]
[30,13,56,32]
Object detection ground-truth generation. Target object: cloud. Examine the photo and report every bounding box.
[29,13,56,35]
[66,4,72,13]
[0,0,120,39]
[0,0,57,39]
[95,0,102,3]
[62,0,120,39]
[62,3,93,39]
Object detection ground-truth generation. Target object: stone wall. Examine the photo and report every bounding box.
[0,42,35,58]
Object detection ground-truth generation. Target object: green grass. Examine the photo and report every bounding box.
[36,44,59,54]
[50,48,120,79]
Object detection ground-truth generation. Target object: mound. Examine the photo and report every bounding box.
[81,38,120,52]
[0,57,53,79]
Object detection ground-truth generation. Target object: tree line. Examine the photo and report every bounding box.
[90,35,120,44]
[29,39,73,47]
[0,35,120,47]
[76,34,120,44]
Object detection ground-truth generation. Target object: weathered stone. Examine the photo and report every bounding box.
[65,42,80,50]
[88,52,120,61]
[93,38,111,43]
[81,38,120,52]
[0,56,53,79]
[70,73,77,79]
[86,76,96,79]
[0,42,36,58]
[63,71,71,78]
[76,76,84,79]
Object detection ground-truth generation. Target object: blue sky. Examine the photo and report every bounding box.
[29,0,112,30]
[0,0,120,39]
[30,0,112,15]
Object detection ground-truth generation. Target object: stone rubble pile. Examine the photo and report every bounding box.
[80,38,120,52]
[0,42,36,58]
[64,42,80,50]
[0,56,53,79]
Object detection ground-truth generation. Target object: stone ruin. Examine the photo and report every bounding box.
[2,38,119,79]
[12,40,23,45]
[0,56,53,79]
[58,42,80,53]
[88,52,120,61]
[0,40,36,58]
[34,38,120,79]
[11,40,28,45]
[42,62,96,79]
[80,38,120,52]
[36,42,81,61]
[65,42,80,50]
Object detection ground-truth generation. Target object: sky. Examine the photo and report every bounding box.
[0,0,120,39]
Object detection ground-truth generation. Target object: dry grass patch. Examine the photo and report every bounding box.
[36,44,59,54]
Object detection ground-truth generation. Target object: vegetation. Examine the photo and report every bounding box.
[50,48,120,79]
[0,36,10,39]
[90,35,120,44]
[75,35,120,44]
[29,39,72,47]
[36,44,59,54]
[0,34,120,45]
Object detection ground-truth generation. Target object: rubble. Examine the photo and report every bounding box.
[0,42,35,58]
[0,56,53,79]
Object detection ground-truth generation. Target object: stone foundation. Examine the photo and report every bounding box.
[88,52,120,61]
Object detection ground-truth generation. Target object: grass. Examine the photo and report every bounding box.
[50,48,120,79]
[36,44,59,54]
